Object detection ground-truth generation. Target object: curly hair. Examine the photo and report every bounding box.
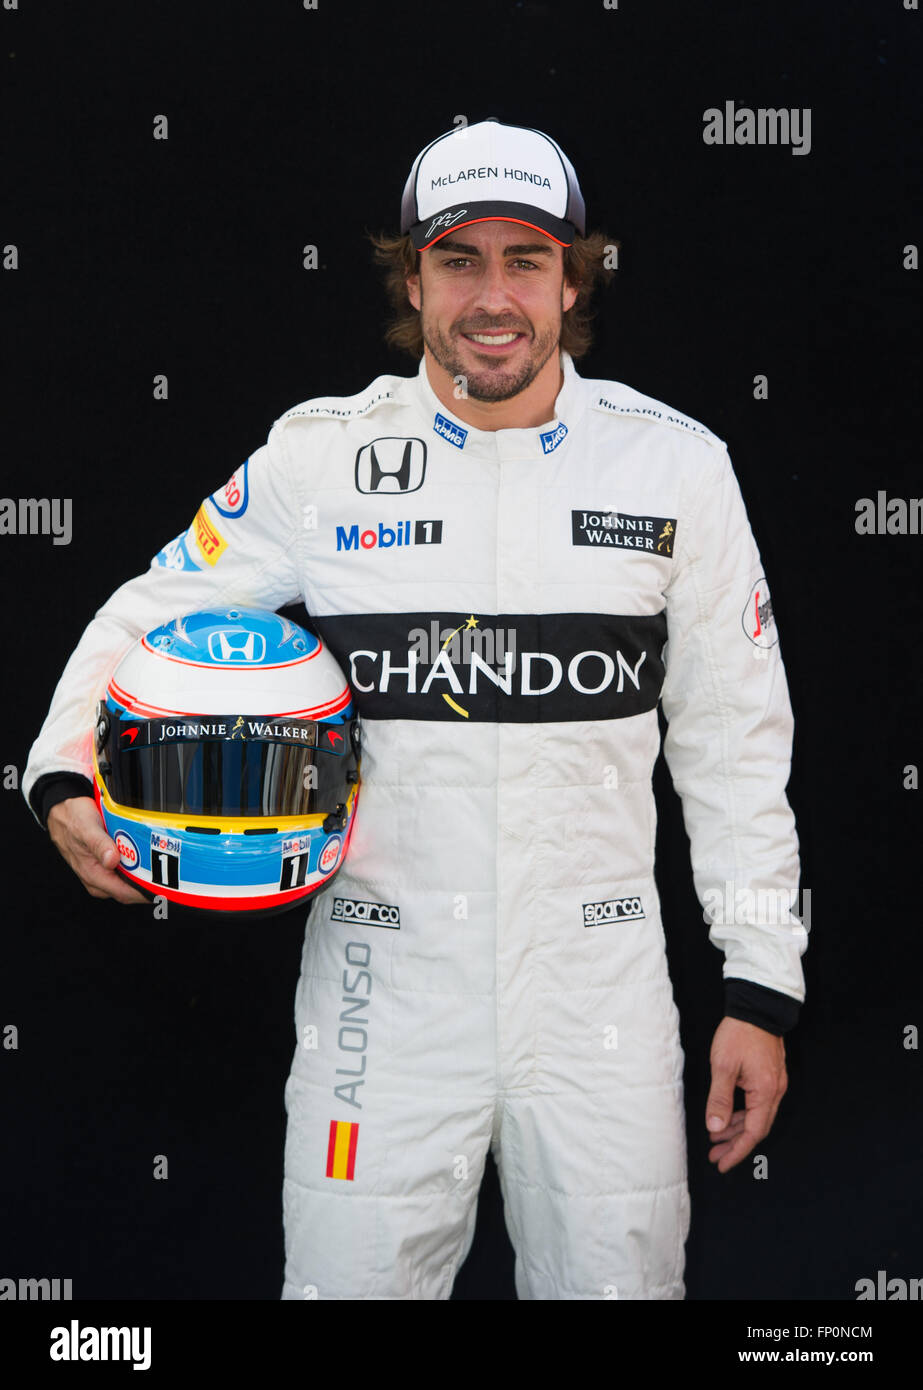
[367,228,617,360]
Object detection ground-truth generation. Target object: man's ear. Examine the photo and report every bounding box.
[406,271,422,312]
[562,277,578,314]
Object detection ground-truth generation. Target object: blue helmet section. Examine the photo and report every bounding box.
[143,608,320,666]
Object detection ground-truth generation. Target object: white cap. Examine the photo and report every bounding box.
[401,118,586,250]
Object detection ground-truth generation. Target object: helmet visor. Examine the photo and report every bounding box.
[97,712,359,819]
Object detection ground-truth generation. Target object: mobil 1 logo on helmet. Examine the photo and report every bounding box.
[280,833,319,891]
[150,832,181,888]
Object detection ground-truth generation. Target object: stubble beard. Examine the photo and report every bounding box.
[420,301,563,403]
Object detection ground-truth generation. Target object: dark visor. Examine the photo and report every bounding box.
[97,710,359,819]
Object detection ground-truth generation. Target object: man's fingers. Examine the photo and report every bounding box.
[742,1091,774,1142]
[76,824,119,870]
[92,874,148,905]
[705,1065,738,1132]
[78,857,148,905]
[706,1111,745,1141]
[47,797,148,904]
[710,1096,774,1172]
[706,1109,747,1167]
[710,1138,750,1172]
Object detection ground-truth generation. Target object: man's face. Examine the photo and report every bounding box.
[406,221,578,403]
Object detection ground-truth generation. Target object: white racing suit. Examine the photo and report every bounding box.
[24,350,806,1299]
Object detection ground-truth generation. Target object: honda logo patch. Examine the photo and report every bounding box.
[355,438,427,494]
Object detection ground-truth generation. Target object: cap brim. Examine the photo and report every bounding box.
[408,201,576,251]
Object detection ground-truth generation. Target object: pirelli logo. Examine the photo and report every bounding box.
[326,1119,359,1181]
[192,505,227,566]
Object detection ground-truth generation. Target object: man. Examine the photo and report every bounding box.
[24,118,806,1299]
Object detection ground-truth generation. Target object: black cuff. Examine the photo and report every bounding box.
[724,978,801,1036]
[30,772,95,830]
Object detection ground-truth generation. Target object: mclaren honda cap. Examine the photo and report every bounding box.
[401,118,586,251]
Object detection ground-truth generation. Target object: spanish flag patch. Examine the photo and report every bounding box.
[326,1120,359,1181]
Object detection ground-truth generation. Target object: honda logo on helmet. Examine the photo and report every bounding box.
[355,437,427,494]
[207,629,267,663]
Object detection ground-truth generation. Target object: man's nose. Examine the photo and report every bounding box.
[471,258,517,314]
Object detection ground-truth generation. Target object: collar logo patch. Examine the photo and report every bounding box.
[433,413,468,449]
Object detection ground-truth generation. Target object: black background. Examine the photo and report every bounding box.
[1,0,920,1320]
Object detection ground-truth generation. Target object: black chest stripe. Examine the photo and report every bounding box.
[309,611,667,722]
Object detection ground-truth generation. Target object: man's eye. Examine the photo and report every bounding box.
[441,258,540,269]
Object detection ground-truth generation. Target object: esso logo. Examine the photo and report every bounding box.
[210,459,250,518]
[319,836,342,873]
[115,831,139,869]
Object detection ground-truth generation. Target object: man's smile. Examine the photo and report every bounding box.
[460,330,528,353]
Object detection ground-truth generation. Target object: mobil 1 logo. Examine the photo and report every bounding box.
[150,832,181,888]
[280,834,312,890]
[336,519,443,552]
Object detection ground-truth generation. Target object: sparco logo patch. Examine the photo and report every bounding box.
[433,413,468,449]
[583,897,646,926]
[336,520,443,550]
[743,577,778,648]
[355,438,427,494]
[540,423,568,453]
[331,897,401,928]
[572,510,676,556]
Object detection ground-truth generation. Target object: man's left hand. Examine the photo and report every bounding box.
[704,1017,788,1173]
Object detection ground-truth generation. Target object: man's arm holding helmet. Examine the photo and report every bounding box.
[24,426,303,902]
[659,441,807,1172]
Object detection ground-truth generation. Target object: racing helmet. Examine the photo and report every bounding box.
[92,608,360,915]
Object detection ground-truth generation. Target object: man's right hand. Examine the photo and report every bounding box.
[47,797,148,904]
